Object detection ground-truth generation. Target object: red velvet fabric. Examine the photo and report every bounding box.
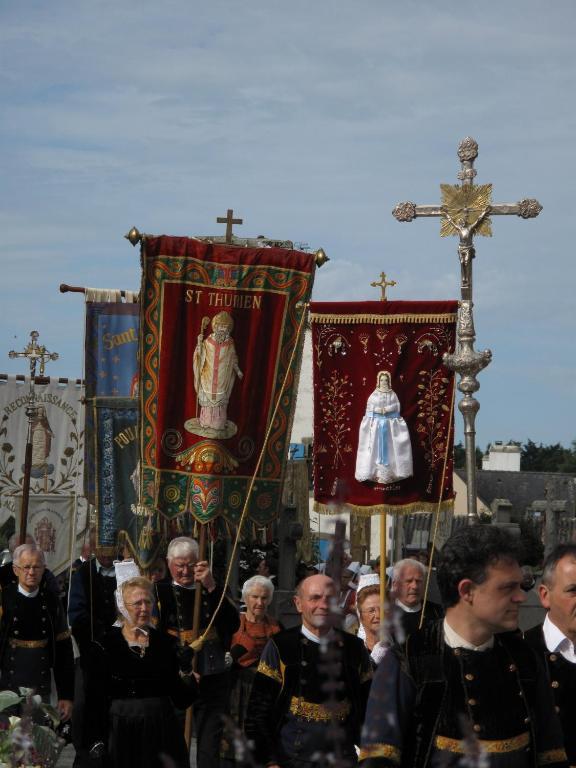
[140,236,315,525]
[311,301,458,514]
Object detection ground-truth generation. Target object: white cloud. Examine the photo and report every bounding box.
[0,0,575,445]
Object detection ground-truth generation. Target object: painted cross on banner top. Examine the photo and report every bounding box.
[392,137,542,522]
[216,208,243,243]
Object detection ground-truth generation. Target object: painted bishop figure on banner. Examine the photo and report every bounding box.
[187,311,243,439]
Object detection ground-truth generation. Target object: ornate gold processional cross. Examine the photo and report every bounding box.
[8,331,59,543]
[9,330,59,378]
[392,137,542,522]
[370,272,397,301]
[216,208,243,243]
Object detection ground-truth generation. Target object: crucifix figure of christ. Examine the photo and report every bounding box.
[392,137,542,522]
[216,208,243,244]
[370,271,397,301]
[8,331,59,543]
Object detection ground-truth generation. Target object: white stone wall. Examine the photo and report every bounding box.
[482,444,521,472]
[290,330,314,445]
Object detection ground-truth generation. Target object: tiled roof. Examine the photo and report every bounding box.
[455,469,576,518]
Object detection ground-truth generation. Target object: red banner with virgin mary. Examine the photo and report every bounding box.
[139,236,315,528]
[311,301,458,515]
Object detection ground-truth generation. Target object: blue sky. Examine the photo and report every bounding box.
[1,0,574,451]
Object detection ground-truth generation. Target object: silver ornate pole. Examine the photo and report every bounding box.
[8,331,59,542]
[392,138,542,522]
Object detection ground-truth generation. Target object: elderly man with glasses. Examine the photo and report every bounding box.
[0,543,74,722]
[155,536,239,768]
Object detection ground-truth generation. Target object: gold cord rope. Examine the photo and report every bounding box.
[418,374,456,629]
[191,304,309,650]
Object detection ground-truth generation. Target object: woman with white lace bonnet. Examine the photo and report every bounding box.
[83,575,197,768]
[356,573,387,667]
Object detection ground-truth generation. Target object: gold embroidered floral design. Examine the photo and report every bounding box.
[314,325,340,371]
[289,697,350,722]
[358,333,370,354]
[358,744,401,764]
[415,369,452,491]
[538,748,568,766]
[319,371,353,469]
[436,732,530,754]
[395,333,408,353]
[257,660,282,684]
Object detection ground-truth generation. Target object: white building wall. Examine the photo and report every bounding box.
[290,330,314,445]
[482,444,521,472]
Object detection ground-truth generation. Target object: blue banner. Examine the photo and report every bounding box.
[84,302,139,510]
[93,398,151,561]
[85,303,139,398]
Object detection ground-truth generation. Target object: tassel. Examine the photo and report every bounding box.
[190,636,204,652]
[139,519,154,550]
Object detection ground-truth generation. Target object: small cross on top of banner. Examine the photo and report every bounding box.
[216,208,243,243]
[370,272,397,301]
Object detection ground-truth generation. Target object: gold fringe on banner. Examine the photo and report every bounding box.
[309,313,457,325]
[313,498,455,517]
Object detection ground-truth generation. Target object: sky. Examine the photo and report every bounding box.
[1,0,575,452]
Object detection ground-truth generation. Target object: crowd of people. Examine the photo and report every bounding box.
[0,525,575,768]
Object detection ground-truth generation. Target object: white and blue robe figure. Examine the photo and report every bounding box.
[355,371,413,484]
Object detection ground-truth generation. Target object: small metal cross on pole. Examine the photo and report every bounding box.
[370,271,397,301]
[8,331,59,543]
[392,137,542,523]
[216,208,243,244]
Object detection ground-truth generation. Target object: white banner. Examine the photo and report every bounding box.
[0,377,87,559]
[13,494,78,574]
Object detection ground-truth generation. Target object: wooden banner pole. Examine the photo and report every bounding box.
[184,524,207,750]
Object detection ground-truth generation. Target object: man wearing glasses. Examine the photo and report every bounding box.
[0,544,74,721]
[156,536,239,768]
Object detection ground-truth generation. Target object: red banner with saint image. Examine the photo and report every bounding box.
[311,301,458,515]
[140,236,315,527]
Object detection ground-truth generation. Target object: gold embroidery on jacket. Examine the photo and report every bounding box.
[257,660,282,684]
[435,732,530,754]
[358,743,401,764]
[288,697,350,722]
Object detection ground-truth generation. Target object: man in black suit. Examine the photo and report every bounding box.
[390,557,443,640]
[525,543,576,766]
[156,536,239,768]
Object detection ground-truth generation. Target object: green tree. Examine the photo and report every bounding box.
[453,442,483,470]
[521,439,576,472]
